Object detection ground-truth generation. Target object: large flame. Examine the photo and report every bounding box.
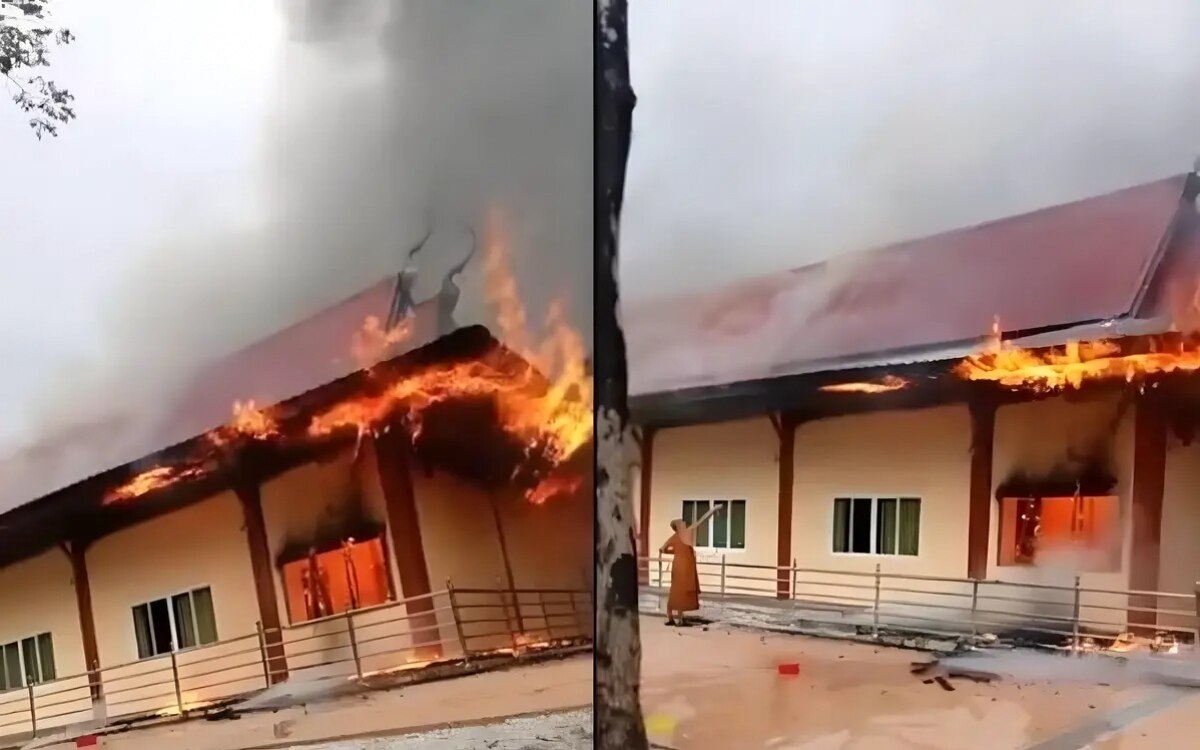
[955,319,1200,392]
[105,212,589,507]
[308,209,592,499]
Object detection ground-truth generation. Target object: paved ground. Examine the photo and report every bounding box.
[638,615,1200,749]
[25,655,590,750]
[298,709,591,749]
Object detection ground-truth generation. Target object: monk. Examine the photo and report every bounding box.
[660,505,723,626]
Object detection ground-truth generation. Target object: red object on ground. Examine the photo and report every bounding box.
[76,735,98,748]
[777,663,800,676]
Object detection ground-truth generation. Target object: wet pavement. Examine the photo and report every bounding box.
[638,617,1198,749]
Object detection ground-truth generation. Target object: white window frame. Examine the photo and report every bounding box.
[0,632,55,692]
[681,499,747,553]
[132,586,217,659]
[831,495,922,557]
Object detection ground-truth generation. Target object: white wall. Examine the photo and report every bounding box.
[986,393,1134,632]
[790,405,974,624]
[650,418,780,595]
[87,492,264,717]
[1159,435,1200,634]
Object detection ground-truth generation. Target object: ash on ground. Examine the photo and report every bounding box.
[296,708,592,749]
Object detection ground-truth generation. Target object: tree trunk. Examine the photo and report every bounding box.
[595,1,647,748]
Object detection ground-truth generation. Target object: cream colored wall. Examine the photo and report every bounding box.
[986,393,1134,631]
[1159,435,1200,633]
[0,550,92,736]
[650,418,780,595]
[87,492,264,717]
[790,405,974,616]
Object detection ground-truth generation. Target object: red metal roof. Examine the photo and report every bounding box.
[0,276,442,513]
[625,175,1190,395]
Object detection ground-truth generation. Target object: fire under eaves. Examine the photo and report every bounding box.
[0,325,584,569]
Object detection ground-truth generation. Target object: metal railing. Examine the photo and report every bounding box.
[0,582,591,743]
[639,555,1200,647]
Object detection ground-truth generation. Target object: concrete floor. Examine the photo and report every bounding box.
[300,709,591,749]
[24,655,591,750]
[638,617,1200,749]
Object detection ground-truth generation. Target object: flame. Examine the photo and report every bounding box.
[526,474,583,506]
[819,375,911,394]
[352,315,413,369]
[105,465,207,505]
[955,318,1200,391]
[309,209,592,502]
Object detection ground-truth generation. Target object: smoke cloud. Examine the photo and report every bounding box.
[620,0,1200,303]
[6,0,590,506]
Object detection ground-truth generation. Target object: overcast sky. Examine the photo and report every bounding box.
[621,0,1200,301]
[2,0,1199,455]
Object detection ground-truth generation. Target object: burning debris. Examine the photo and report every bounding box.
[102,219,591,509]
[819,375,911,394]
[955,319,1200,392]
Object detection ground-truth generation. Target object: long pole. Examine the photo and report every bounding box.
[595,0,647,748]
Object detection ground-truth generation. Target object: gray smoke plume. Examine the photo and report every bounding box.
[5,0,590,507]
[620,0,1200,303]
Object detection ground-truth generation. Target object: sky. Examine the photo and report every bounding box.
[620,0,1200,302]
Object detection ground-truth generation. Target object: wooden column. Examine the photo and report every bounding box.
[64,540,101,701]
[235,482,289,684]
[637,427,656,585]
[374,428,441,659]
[488,491,524,632]
[967,396,997,580]
[774,414,797,600]
[1129,397,1167,631]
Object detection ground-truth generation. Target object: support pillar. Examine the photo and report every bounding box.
[64,540,101,702]
[637,427,656,585]
[774,414,797,600]
[235,482,289,684]
[1129,397,1167,631]
[374,427,442,659]
[967,396,997,580]
[488,491,524,632]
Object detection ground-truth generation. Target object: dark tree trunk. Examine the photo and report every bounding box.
[595,1,647,748]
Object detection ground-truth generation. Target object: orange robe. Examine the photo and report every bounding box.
[664,533,701,613]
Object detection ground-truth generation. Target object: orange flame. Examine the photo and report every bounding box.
[819,375,910,394]
[104,465,207,505]
[526,474,583,506]
[308,209,592,502]
[955,318,1200,392]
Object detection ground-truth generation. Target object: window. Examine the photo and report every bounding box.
[0,634,55,691]
[282,536,392,624]
[832,497,921,556]
[681,500,746,550]
[998,495,1119,570]
[133,587,218,659]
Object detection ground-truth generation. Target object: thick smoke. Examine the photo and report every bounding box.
[6,0,590,505]
[620,0,1200,303]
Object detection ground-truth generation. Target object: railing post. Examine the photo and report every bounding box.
[1193,582,1200,647]
[656,554,664,588]
[1072,575,1082,652]
[27,684,35,739]
[497,578,520,651]
[538,591,554,640]
[346,610,363,680]
[720,555,727,597]
[255,621,270,687]
[790,559,798,602]
[170,650,184,717]
[872,564,882,639]
[446,579,472,662]
[970,580,980,638]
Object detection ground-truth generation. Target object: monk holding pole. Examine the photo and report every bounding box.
[660,504,724,626]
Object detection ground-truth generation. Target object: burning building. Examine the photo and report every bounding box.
[628,166,1200,639]
[0,238,592,738]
